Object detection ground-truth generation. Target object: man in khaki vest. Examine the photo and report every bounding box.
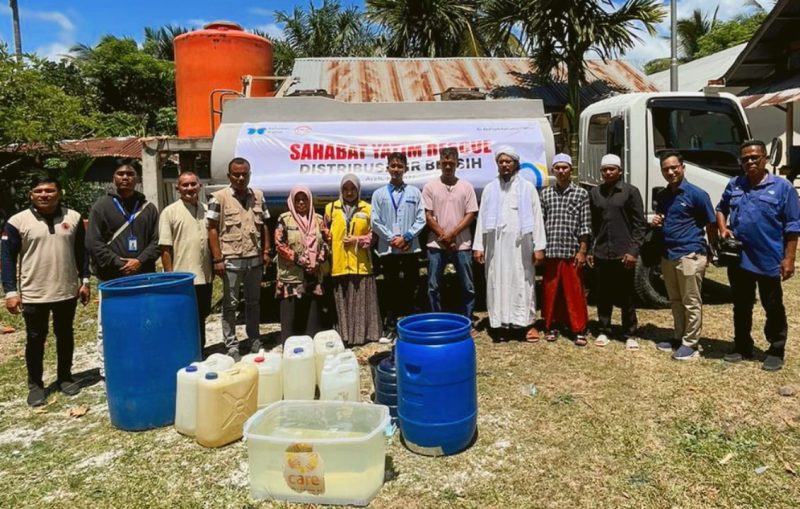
[208,158,272,360]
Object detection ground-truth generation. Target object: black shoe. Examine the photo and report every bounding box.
[723,350,753,363]
[27,385,46,407]
[58,380,81,396]
[762,355,784,372]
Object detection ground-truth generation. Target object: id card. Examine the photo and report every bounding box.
[127,235,138,252]
[392,222,402,235]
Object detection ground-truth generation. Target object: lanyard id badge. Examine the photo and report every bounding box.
[113,197,141,253]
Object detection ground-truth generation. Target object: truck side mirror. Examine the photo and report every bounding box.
[769,137,783,167]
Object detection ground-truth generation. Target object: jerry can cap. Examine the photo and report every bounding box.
[205,372,218,380]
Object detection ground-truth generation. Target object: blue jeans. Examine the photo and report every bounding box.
[427,248,475,319]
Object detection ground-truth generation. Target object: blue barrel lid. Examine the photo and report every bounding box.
[397,312,472,345]
[293,347,304,354]
[185,365,198,372]
[205,372,218,380]
[98,272,196,294]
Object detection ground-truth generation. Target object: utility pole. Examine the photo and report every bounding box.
[10,0,22,62]
[669,0,678,91]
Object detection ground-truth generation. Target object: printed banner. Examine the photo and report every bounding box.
[234,119,548,198]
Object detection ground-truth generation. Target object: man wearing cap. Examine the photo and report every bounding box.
[587,154,646,349]
[716,139,800,371]
[651,150,717,360]
[473,145,546,341]
[540,153,592,345]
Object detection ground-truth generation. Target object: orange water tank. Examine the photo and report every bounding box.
[174,21,273,139]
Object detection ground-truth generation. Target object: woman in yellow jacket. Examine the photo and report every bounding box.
[325,174,382,346]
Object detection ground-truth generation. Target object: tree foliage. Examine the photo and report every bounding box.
[143,25,189,61]
[695,12,767,59]
[0,46,92,149]
[482,0,664,136]
[677,7,719,60]
[367,0,482,57]
[266,0,381,76]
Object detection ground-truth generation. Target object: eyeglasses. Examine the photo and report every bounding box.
[740,155,763,163]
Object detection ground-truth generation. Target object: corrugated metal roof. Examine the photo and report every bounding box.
[649,44,746,92]
[281,58,657,107]
[58,137,142,158]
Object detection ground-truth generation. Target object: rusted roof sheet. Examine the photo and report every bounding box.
[282,58,657,106]
[740,86,800,108]
[58,137,142,158]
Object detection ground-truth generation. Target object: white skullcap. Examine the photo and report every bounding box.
[551,153,572,168]
[600,154,622,168]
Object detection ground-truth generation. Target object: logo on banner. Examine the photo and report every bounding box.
[246,127,268,136]
[520,162,548,188]
[295,125,312,135]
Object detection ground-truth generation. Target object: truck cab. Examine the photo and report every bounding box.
[578,91,752,306]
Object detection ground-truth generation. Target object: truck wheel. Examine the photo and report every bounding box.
[634,258,670,308]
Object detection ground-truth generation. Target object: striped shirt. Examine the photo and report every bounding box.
[370,183,426,256]
[540,182,592,259]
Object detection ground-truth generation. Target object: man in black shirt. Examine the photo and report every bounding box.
[587,154,646,349]
[86,160,160,373]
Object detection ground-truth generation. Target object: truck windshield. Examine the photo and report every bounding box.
[649,97,748,178]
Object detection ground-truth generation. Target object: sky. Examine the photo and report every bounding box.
[0,0,766,69]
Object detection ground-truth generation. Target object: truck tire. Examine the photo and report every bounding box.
[634,258,670,308]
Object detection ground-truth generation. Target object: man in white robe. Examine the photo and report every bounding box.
[473,146,546,341]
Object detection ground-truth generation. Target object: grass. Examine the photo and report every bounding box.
[1,264,800,508]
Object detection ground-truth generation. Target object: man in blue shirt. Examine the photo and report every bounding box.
[716,139,800,371]
[651,151,717,360]
[371,152,426,341]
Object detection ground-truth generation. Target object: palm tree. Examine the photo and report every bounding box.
[482,0,664,153]
[677,7,719,60]
[143,25,189,61]
[266,0,381,75]
[366,0,489,57]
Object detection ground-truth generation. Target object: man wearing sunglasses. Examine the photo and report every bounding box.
[716,140,800,371]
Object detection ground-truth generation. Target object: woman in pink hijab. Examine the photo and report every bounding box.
[274,185,330,342]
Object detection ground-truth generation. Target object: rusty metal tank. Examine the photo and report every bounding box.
[174,21,273,139]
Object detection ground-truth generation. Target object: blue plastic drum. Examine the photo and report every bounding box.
[396,312,477,455]
[99,272,200,430]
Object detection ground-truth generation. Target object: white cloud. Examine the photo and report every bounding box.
[0,6,77,61]
[255,23,284,40]
[33,41,74,61]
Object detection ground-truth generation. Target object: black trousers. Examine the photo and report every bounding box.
[279,294,322,342]
[728,265,787,357]
[380,254,419,329]
[22,297,77,388]
[594,258,638,337]
[195,283,212,349]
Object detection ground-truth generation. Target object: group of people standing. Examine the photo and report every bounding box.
[3,138,799,407]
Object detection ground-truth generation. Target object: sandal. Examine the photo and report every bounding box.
[625,338,640,351]
[545,330,558,342]
[575,335,587,347]
[594,334,610,347]
[525,327,540,343]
